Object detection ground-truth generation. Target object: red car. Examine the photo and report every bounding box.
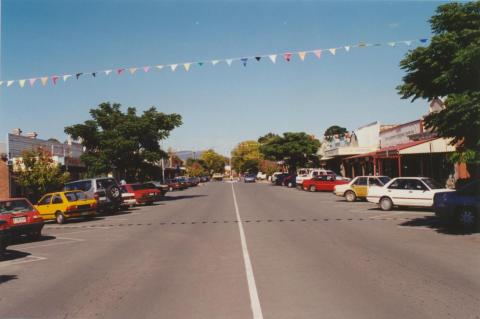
[121,184,161,205]
[302,175,349,192]
[0,198,44,240]
[0,219,9,254]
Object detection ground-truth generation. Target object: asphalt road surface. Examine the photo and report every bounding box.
[1,181,479,319]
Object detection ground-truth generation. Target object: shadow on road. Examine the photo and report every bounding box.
[367,207,433,212]
[0,274,19,284]
[400,216,479,235]
[0,250,31,262]
[162,195,207,201]
[10,235,56,246]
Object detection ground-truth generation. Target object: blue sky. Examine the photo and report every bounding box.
[1,0,444,155]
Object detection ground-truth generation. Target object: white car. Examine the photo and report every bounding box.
[366,177,453,211]
[121,192,137,207]
[295,169,342,186]
[256,172,267,180]
[271,172,284,182]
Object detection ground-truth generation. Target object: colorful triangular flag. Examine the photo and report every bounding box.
[284,52,292,62]
[63,75,72,82]
[358,42,367,48]
[344,46,350,52]
[52,76,59,85]
[117,69,124,75]
[40,77,48,86]
[29,78,37,86]
[170,64,178,71]
[314,50,322,58]
[255,56,261,62]
[129,67,138,75]
[329,48,336,56]
[156,65,164,70]
[7,80,14,87]
[241,58,248,66]
[0,81,3,87]
[105,70,112,75]
[143,66,150,73]
[211,60,219,66]
[298,51,306,61]
[92,72,97,78]
[269,54,277,63]
[198,62,204,66]
[76,73,83,79]
[183,63,191,71]
[18,79,26,88]
[226,59,233,66]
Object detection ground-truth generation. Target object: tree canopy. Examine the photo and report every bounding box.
[324,125,348,141]
[14,149,70,201]
[199,149,226,174]
[397,2,480,172]
[259,132,321,173]
[64,102,182,180]
[231,140,262,173]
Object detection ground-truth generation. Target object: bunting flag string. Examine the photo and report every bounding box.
[1,38,429,89]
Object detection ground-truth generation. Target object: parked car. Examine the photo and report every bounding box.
[273,173,289,186]
[212,173,223,181]
[175,176,191,188]
[188,177,200,186]
[64,178,123,213]
[256,172,267,180]
[35,191,97,224]
[121,191,137,208]
[121,183,161,205]
[271,172,285,183]
[367,177,453,211]
[148,181,170,196]
[282,174,297,188]
[244,173,256,183]
[334,176,391,202]
[0,220,10,255]
[165,179,186,191]
[302,175,349,192]
[199,176,210,183]
[296,169,340,188]
[434,180,479,230]
[0,198,44,240]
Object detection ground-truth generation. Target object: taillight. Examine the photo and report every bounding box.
[94,192,100,201]
[66,205,77,211]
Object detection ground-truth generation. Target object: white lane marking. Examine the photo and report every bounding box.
[0,256,47,268]
[231,183,264,319]
[17,236,85,249]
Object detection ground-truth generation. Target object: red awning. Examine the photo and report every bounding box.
[376,138,437,158]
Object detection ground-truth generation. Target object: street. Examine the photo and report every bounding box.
[1,181,479,319]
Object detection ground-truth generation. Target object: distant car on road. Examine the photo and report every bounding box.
[244,174,256,183]
[334,176,391,202]
[35,191,97,224]
[65,178,123,213]
[0,198,44,240]
[302,175,349,192]
[256,172,267,180]
[273,173,289,186]
[148,181,170,196]
[434,180,479,231]
[212,173,224,181]
[282,174,297,188]
[367,177,453,211]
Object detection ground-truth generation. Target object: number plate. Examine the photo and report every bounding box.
[99,197,107,201]
[149,193,154,196]
[81,212,91,216]
[13,217,27,224]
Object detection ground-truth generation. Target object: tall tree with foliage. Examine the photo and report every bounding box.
[199,149,226,174]
[324,125,348,141]
[15,149,70,201]
[65,102,182,180]
[260,132,321,173]
[397,2,480,177]
[231,140,262,173]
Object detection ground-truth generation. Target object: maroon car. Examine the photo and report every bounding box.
[0,198,44,240]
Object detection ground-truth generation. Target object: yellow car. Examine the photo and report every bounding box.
[35,191,97,224]
[334,176,391,202]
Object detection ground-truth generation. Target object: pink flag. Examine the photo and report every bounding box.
[29,78,37,87]
[117,68,124,75]
[52,76,59,85]
[284,52,292,62]
[143,66,150,73]
[314,50,322,59]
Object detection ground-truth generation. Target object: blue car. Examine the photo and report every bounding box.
[433,180,479,231]
[244,174,256,183]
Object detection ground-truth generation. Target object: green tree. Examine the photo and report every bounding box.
[324,125,348,141]
[258,133,279,144]
[259,132,321,173]
[64,102,182,180]
[14,149,70,201]
[200,149,226,174]
[259,159,280,176]
[231,140,262,173]
[186,161,207,177]
[397,2,480,176]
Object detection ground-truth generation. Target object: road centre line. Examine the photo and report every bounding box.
[231,183,264,319]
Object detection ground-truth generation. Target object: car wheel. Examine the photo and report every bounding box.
[106,185,121,200]
[309,185,316,192]
[56,212,66,224]
[287,182,293,188]
[345,191,357,202]
[456,207,477,230]
[169,186,174,192]
[380,197,393,211]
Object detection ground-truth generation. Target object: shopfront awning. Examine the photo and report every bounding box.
[344,151,377,161]
[376,138,438,158]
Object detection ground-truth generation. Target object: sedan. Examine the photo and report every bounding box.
[303,175,349,192]
[244,174,256,183]
[0,198,44,240]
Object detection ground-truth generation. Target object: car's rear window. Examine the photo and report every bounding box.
[96,179,116,189]
[422,178,443,189]
[0,199,34,214]
[65,180,92,192]
[65,191,89,202]
[131,184,154,191]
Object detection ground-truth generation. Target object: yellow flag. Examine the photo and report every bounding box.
[19,79,26,88]
[298,51,306,61]
[40,77,49,86]
[184,63,191,71]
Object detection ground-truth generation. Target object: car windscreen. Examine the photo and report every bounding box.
[0,199,34,214]
[65,191,89,202]
[422,178,443,189]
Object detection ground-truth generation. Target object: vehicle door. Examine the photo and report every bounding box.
[385,179,410,206]
[404,180,432,206]
[352,177,368,197]
[50,193,67,214]
[368,177,384,197]
[36,194,54,219]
